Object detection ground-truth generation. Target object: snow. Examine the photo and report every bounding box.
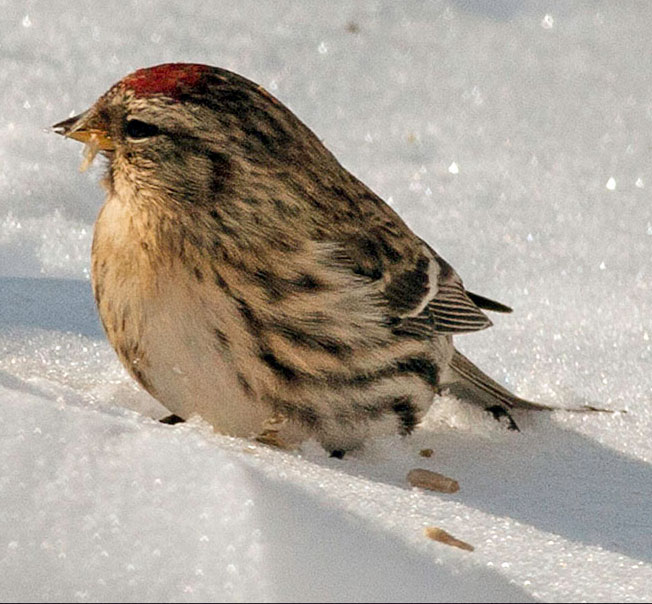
[1,1,651,601]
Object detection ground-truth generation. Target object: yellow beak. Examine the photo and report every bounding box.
[52,112,115,150]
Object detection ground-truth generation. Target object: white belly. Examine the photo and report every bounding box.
[92,197,270,438]
[136,271,269,437]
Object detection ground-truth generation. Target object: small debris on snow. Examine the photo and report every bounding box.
[407,468,459,493]
[541,14,554,29]
[424,527,474,552]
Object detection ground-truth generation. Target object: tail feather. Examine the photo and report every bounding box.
[447,349,555,411]
[447,349,612,415]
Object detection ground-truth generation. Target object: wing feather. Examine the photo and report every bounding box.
[331,232,499,338]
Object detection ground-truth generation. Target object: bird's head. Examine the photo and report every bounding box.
[53,63,333,209]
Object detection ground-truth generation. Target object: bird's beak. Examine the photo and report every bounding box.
[52,111,115,151]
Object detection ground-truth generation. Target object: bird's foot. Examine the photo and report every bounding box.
[485,405,520,431]
[159,414,185,425]
[256,413,294,450]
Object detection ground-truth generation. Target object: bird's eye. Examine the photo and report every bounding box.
[125,119,160,139]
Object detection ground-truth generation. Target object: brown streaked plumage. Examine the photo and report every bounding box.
[54,63,575,455]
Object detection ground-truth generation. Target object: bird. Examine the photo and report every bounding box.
[53,62,570,457]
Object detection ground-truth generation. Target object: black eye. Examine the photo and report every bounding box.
[125,119,160,139]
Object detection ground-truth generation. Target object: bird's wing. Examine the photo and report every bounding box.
[391,247,495,337]
[333,231,502,337]
[465,291,512,314]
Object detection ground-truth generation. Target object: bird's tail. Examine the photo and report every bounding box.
[445,348,554,411]
[445,348,610,427]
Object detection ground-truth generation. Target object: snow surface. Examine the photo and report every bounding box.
[1,1,651,601]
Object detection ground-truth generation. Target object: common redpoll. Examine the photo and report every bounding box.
[54,63,566,456]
